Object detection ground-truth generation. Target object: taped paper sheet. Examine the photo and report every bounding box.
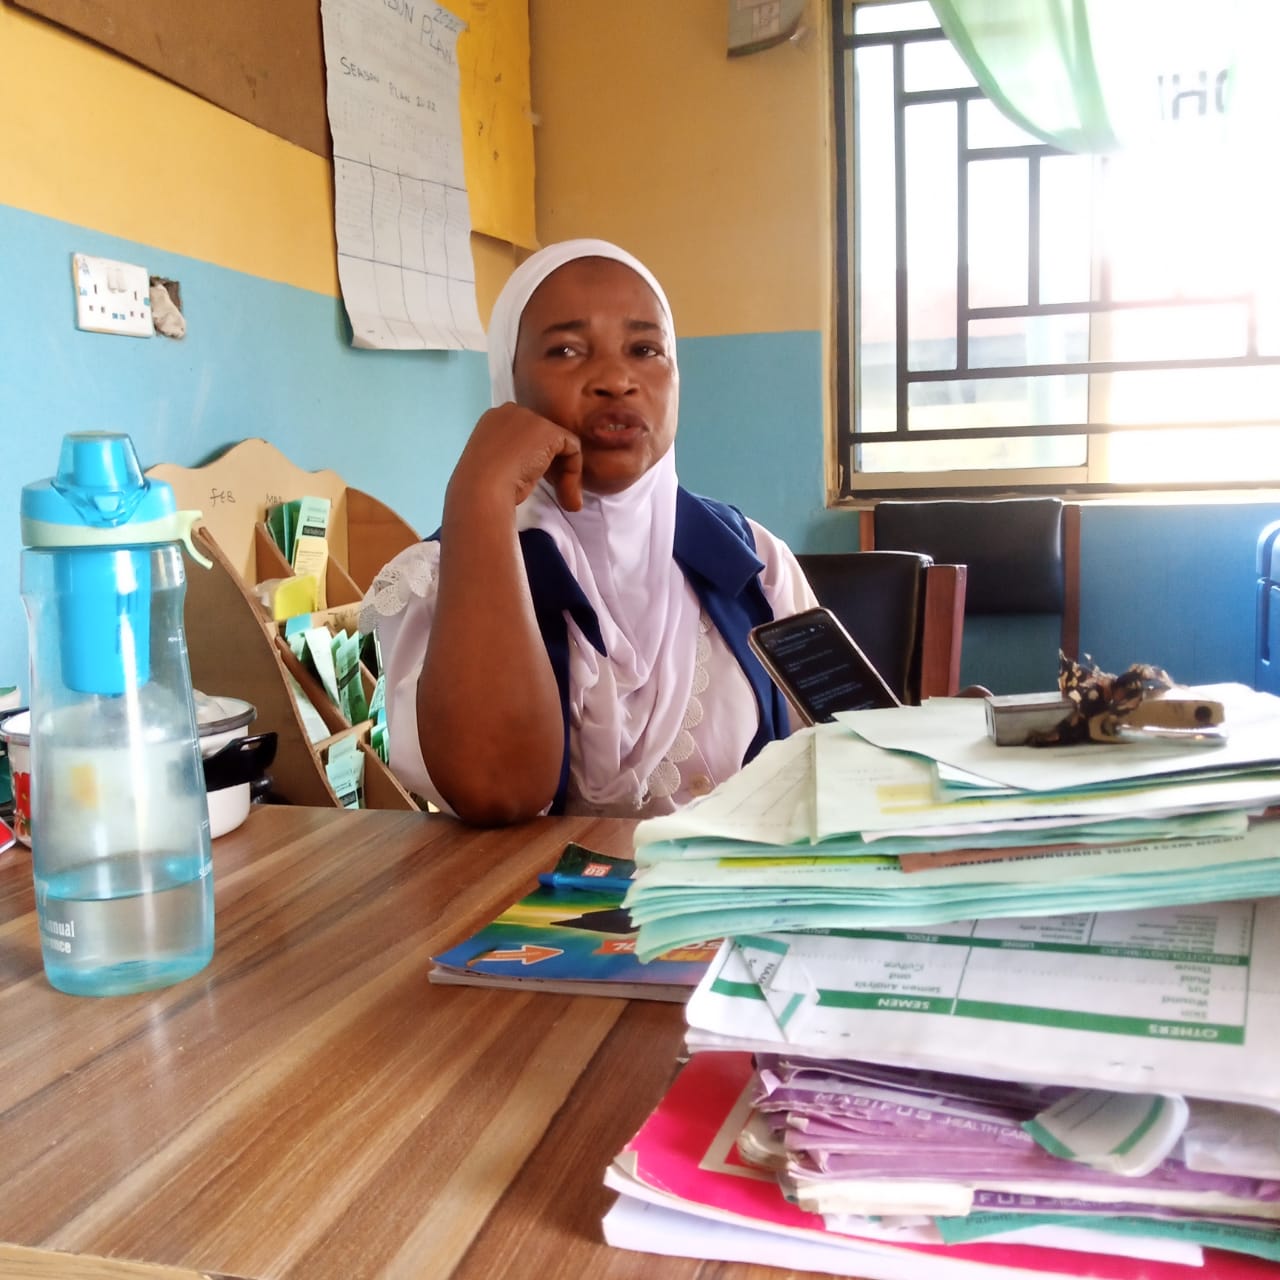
[320,0,485,350]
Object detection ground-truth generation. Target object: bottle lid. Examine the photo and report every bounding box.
[21,432,210,565]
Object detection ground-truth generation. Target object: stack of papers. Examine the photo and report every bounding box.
[684,898,1280,1104]
[625,685,1280,959]
[604,1052,1280,1279]
[748,1054,1280,1226]
[604,684,1280,1276]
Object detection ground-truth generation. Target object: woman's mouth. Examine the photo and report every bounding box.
[582,409,646,446]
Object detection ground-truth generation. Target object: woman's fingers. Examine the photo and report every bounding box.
[451,404,582,509]
[549,443,584,512]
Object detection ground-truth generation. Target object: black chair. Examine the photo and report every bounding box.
[796,550,966,704]
[861,498,1080,666]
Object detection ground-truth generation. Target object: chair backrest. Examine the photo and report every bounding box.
[861,498,1080,661]
[795,551,966,703]
[1256,520,1280,694]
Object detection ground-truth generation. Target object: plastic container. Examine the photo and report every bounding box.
[0,710,30,846]
[20,432,214,997]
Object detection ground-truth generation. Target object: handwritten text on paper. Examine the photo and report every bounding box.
[321,0,485,351]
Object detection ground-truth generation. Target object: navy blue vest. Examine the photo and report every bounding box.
[517,488,789,813]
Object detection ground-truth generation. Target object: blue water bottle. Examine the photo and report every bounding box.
[19,432,215,996]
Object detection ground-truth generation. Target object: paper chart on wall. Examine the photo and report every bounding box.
[320,0,485,351]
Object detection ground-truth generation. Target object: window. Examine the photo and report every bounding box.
[833,0,1280,495]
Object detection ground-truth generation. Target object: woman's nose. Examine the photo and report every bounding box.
[586,355,635,396]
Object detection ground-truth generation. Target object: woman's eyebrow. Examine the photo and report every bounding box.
[538,319,587,338]
[536,317,664,339]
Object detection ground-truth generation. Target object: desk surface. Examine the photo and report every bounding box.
[0,807,797,1280]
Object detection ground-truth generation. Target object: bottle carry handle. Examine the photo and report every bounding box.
[20,510,213,569]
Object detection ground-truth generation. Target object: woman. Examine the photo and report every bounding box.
[361,239,816,824]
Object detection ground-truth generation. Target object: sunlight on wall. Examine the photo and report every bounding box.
[529,0,832,340]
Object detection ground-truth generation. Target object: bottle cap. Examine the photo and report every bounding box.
[21,433,209,566]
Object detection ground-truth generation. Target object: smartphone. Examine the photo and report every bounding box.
[748,607,901,725]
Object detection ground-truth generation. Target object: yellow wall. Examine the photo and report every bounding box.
[0,2,338,295]
[0,0,518,317]
[2,0,830,334]
[529,0,833,341]
[0,0,840,694]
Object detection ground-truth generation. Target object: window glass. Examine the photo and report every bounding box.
[903,33,974,92]
[853,0,936,35]
[859,431,1085,475]
[1037,154,1093,305]
[966,98,1032,149]
[905,102,958,371]
[967,158,1028,310]
[836,0,1280,494]
[969,315,1089,373]
[854,42,899,436]
[908,375,1086,431]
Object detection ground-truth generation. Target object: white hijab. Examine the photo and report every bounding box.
[487,239,700,811]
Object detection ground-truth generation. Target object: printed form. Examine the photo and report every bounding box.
[685,896,1280,1109]
[320,0,485,350]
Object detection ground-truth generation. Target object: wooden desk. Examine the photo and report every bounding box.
[0,808,794,1280]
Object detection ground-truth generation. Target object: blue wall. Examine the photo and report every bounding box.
[920,501,1280,695]
[1079,503,1280,689]
[676,330,851,552]
[676,332,1280,695]
[956,502,1280,694]
[2,204,486,697]
[5,204,1278,701]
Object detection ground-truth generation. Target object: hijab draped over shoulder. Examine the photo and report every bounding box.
[489,240,701,811]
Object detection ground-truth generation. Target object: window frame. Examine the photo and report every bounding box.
[832,0,1280,499]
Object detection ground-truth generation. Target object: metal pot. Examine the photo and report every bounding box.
[193,693,277,837]
[1,709,30,846]
[1,696,277,845]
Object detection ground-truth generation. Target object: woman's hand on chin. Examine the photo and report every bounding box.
[449,403,584,513]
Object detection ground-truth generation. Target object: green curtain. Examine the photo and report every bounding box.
[928,0,1279,155]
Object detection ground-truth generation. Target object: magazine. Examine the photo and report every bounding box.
[430,843,716,1001]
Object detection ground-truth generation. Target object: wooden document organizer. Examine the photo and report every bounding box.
[148,439,423,811]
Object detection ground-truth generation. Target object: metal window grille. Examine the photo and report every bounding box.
[832,0,1280,497]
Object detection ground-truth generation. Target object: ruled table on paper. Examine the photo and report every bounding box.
[320,0,485,351]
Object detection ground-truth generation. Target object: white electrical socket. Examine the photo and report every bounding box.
[72,253,154,338]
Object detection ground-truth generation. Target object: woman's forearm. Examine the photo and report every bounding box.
[416,494,564,825]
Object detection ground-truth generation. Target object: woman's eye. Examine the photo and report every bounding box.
[631,342,664,358]
[545,343,581,358]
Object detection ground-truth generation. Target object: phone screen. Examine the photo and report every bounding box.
[750,609,899,723]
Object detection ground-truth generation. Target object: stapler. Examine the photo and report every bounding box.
[985,693,1074,746]
[1089,692,1226,745]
